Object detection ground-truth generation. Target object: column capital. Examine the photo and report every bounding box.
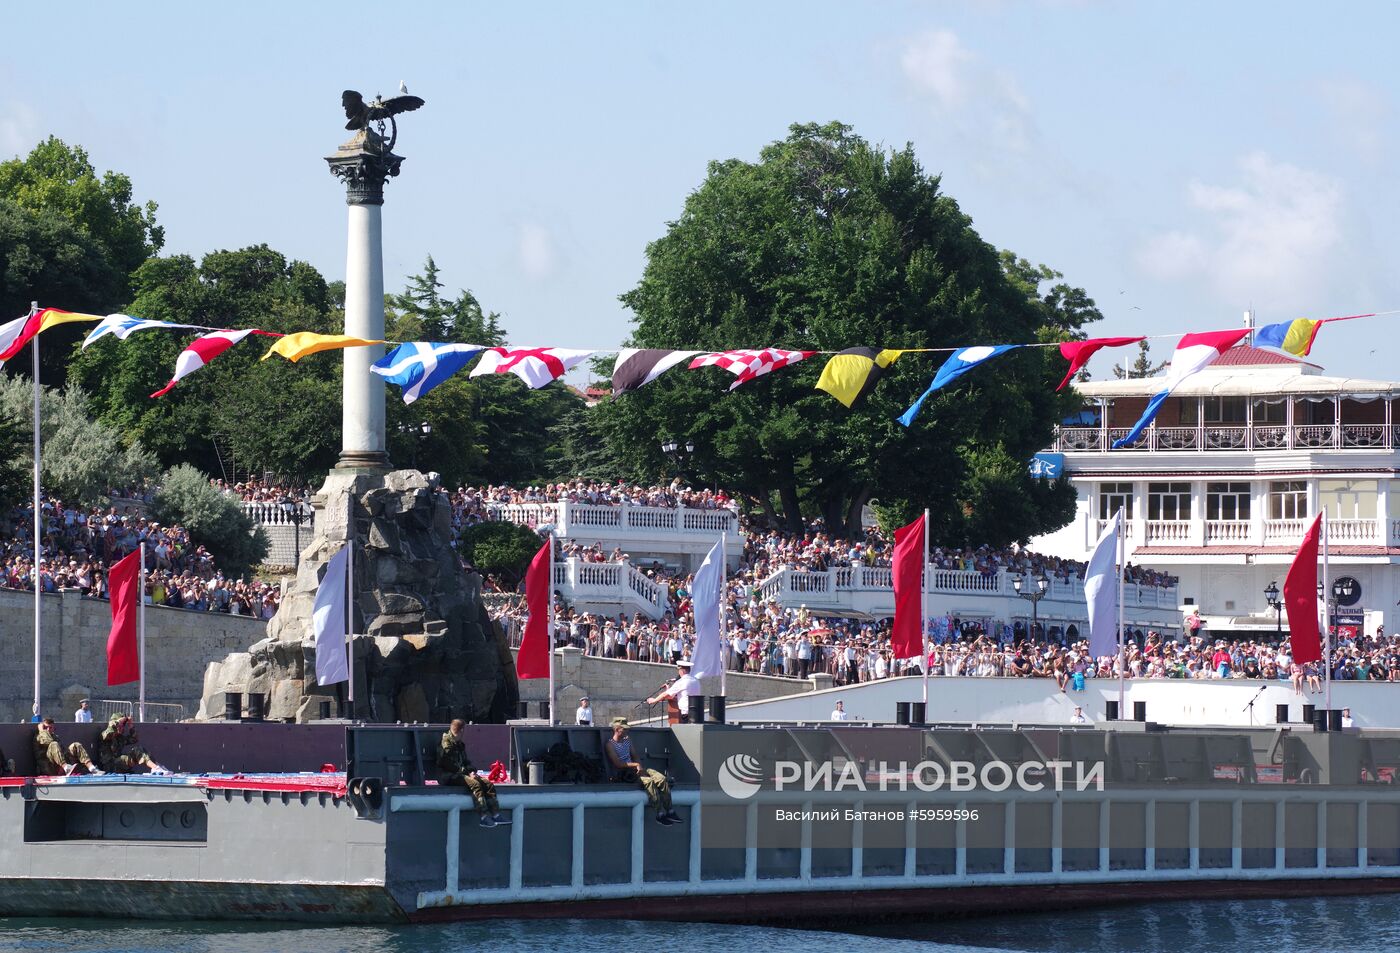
[326,130,403,206]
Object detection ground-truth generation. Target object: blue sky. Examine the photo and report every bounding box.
[4,2,1397,379]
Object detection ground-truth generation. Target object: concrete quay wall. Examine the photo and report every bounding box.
[513,646,817,724]
[0,589,267,723]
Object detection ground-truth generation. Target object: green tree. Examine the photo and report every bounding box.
[0,412,28,510]
[595,122,1092,543]
[387,255,503,344]
[150,463,269,576]
[0,137,163,383]
[457,520,545,588]
[69,245,342,479]
[1113,340,1166,379]
[0,374,158,504]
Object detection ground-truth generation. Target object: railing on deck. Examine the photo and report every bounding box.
[1055,422,1400,453]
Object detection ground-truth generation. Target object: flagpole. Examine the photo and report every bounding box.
[1116,506,1126,718]
[547,530,556,726]
[138,540,147,722]
[1322,509,1331,716]
[346,490,355,718]
[921,508,930,709]
[28,302,40,719]
[719,530,728,699]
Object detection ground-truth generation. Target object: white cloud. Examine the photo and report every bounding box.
[1316,77,1389,163]
[1136,153,1344,306]
[0,101,40,158]
[899,29,1036,153]
[516,222,559,280]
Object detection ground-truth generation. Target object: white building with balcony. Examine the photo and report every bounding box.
[486,501,742,571]
[1032,345,1400,636]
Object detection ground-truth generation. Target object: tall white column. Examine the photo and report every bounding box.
[342,203,386,467]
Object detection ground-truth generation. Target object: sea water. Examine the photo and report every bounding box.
[0,897,1389,953]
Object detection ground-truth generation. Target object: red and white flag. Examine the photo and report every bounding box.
[470,347,594,388]
[688,348,817,389]
[151,330,255,397]
[106,549,141,685]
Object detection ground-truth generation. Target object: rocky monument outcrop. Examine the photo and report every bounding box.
[197,470,519,723]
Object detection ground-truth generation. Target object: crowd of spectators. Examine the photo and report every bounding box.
[0,495,280,617]
[211,478,312,504]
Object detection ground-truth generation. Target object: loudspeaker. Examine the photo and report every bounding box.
[223,692,242,722]
[1328,709,1344,732]
[910,702,927,725]
[319,700,332,720]
[895,702,912,725]
[1276,704,1290,724]
[709,696,726,724]
[1303,704,1316,724]
[1105,700,1119,721]
[1312,708,1329,732]
[246,693,265,722]
[687,696,705,724]
[1133,701,1147,722]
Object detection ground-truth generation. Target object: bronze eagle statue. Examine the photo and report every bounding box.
[341,88,425,131]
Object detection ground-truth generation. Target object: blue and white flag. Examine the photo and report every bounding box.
[689,538,725,680]
[312,546,350,687]
[82,314,201,349]
[898,344,1019,426]
[371,342,485,404]
[1110,328,1249,448]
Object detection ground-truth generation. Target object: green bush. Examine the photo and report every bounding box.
[150,463,269,576]
[457,520,545,588]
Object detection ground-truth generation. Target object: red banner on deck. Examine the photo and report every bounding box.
[890,514,926,660]
[1283,513,1323,665]
[106,549,141,686]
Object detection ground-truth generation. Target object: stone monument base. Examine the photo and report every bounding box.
[196,469,518,724]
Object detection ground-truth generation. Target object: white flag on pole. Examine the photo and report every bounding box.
[1085,511,1121,659]
[313,546,350,686]
[689,538,725,679]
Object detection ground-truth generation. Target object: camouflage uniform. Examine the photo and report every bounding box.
[32,722,95,775]
[438,729,499,815]
[97,714,156,773]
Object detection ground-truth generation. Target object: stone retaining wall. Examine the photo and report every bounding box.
[0,588,267,723]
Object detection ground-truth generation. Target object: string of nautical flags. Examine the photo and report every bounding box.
[0,306,1390,442]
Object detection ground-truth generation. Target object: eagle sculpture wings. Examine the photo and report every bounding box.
[341,89,426,131]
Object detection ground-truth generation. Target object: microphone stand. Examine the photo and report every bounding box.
[1241,682,1268,725]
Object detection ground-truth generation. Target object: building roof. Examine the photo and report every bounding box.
[1074,348,1398,400]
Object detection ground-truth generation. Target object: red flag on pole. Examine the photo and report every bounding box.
[891,514,926,659]
[1283,513,1324,665]
[106,549,142,685]
[516,538,553,679]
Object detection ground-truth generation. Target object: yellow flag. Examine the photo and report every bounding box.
[815,348,905,407]
[261,332,384,363]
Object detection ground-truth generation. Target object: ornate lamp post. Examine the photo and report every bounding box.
[279,496,308,569]
[397,421,433,469]
[1264,580,1282,634]
[660,439,695,483]
[1013,573,1050,643]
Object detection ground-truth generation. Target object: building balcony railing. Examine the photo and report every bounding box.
[551,558,669,620]
[1054,423,1400,453]
[1097,516,1398,548]
[487,501,741,566]
[756,565,1179,620]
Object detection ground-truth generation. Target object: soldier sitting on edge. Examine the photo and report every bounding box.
[97,714,169,775]
[33,717,103,776]
[605,717,681,826]
[438,719,509,828]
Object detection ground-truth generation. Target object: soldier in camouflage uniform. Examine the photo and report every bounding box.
[96,714,167,774]
[439,719,508,828]
[33,718,102,776]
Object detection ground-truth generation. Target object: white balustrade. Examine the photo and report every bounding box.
[1204,521,1250,544]
[1263,519,1307,544]
[487,501,738,561]
[1144,521,1191,545]
[1054,421,1400,452]
[1328,518,1380,544]
[551,558,667,619]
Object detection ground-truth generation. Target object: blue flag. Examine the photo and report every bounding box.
[371,342,485,404]
[898,345,1019,426]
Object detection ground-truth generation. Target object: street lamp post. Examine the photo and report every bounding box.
[659,439,695,483]
[279,495,308,569]
[1013,573,1050,643]
[1264,580,1282,634]
[396,421,433,470]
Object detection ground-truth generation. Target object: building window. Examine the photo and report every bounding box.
[1203,397,1248,424]
[1099,483,1134,520]
[1147,482,1191,521]
[1252,398,1286,425]
[1206,482,1251,521]
[1319,480,1377,521]
[1268,481,1308,520]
